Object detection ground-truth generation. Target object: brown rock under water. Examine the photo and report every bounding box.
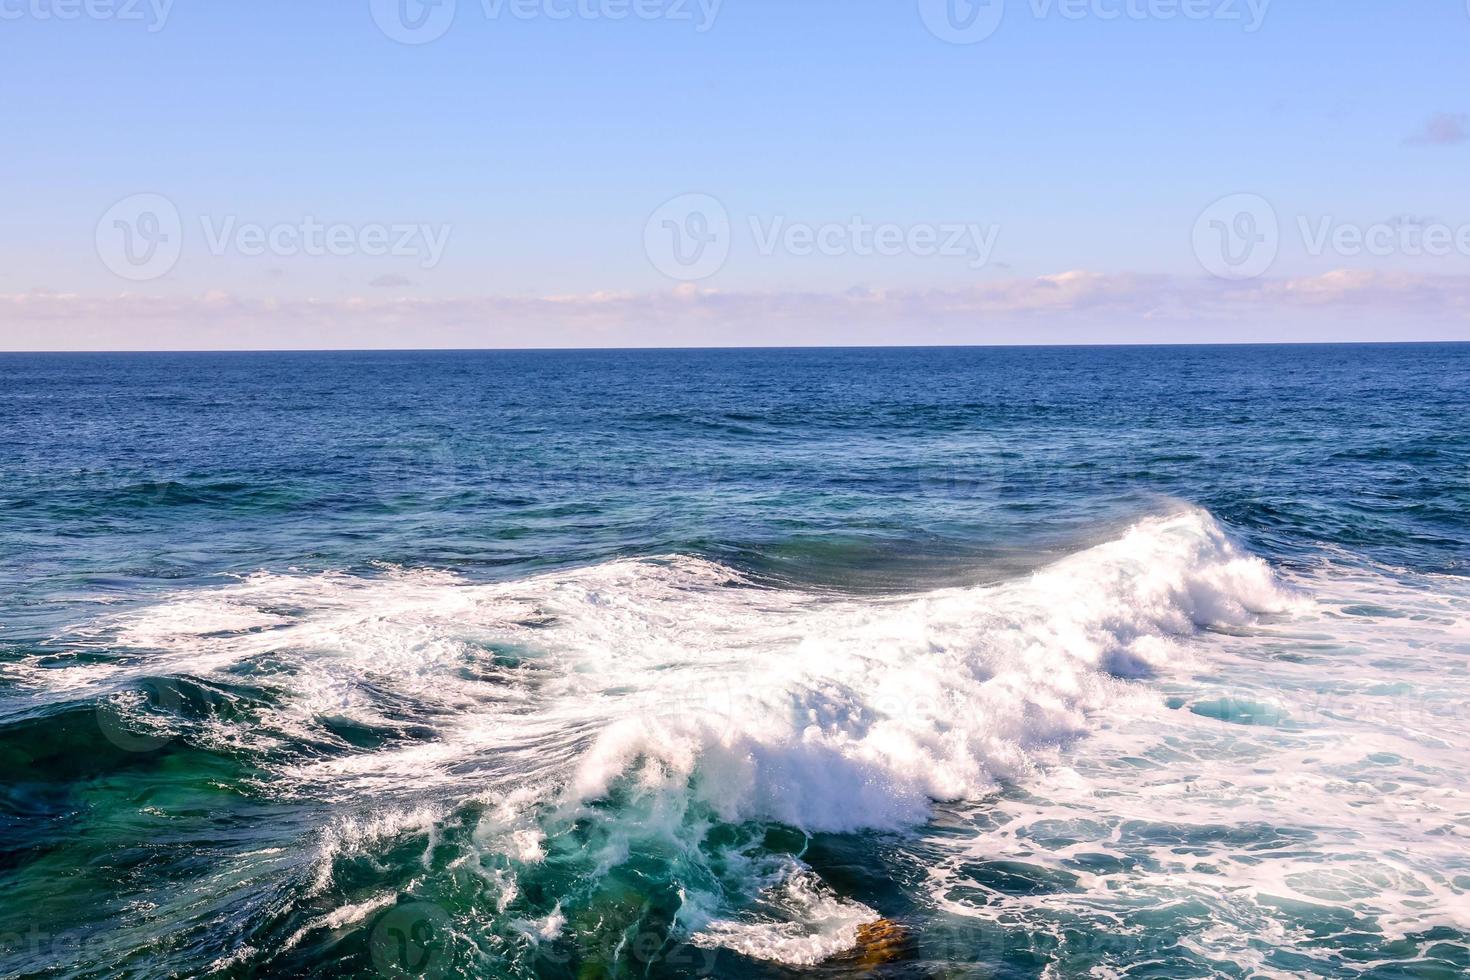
[833,918,915,971]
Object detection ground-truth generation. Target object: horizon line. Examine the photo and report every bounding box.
[2,339,1467,355]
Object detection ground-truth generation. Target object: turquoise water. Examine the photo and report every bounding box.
[1,345,1467,978]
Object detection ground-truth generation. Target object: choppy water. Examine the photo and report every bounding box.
[1,345,1467,979]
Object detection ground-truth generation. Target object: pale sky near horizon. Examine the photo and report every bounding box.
[3,0,1469,349]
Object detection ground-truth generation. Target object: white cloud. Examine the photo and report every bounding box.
[2,271,1467,350]
[368,274,418,289]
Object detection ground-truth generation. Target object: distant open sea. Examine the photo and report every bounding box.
[2,344,1468,978]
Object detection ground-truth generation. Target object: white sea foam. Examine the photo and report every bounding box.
[554,507,1291,833]
[921,557,1470,970]
[685,863,880,966]
[42,507,1329,963]
[40,508,1290,822]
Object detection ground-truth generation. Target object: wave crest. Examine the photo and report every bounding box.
[561,508,1292,833]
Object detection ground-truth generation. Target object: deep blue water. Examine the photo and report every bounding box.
[1,345,1467,978]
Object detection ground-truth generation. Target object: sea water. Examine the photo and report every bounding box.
[0,344,1466,978]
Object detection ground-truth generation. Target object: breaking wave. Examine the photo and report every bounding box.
[4,508,1308,970]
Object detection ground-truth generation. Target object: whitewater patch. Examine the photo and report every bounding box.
[24,508,1305,965]
[33,509,1291,830]
[918,558,1470,973]
[683,862,881,966]
[554,509,1291,833]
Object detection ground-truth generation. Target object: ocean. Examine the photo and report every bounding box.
[1,344,1467,978]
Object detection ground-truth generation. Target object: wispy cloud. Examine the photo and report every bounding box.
[1406,113,1468,146]
[369,274,418,289]
[3,271,1467,350]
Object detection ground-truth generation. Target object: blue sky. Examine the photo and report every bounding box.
[2,0,1468,348]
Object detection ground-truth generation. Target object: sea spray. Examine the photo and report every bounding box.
[18,508,1303,969]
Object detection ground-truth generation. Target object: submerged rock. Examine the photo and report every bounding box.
[832,918,915,971]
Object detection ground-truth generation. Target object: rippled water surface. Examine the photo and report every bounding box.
[1,345,1467,978]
